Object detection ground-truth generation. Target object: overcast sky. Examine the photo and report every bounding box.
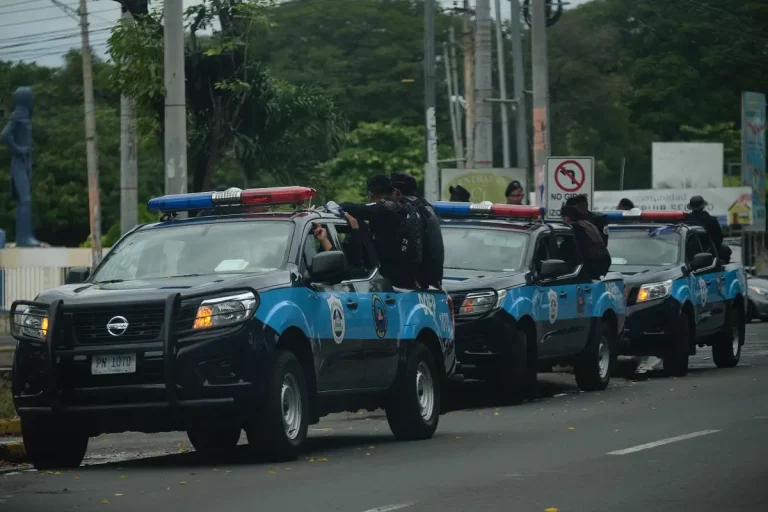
[0,0,593,68]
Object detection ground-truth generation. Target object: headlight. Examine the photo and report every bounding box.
[193,291,259,330]
[17,307,49,340]
[458,290,506,315]
[636,280,673,303]
[749,286,768,296]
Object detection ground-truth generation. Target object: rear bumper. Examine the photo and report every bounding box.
[620,296,681,356]
[11,292,272,434]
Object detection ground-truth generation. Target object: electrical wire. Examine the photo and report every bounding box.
[0,6,118,29]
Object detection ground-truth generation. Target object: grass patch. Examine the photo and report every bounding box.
[0,376,15,420]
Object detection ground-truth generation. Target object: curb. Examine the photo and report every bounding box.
[0,418,21,436]
[0,441,27,464]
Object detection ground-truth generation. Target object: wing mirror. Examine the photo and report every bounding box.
[538,259,569,279]
[309,251,348,283]
[690,252,714,271]
[65,267,90,284]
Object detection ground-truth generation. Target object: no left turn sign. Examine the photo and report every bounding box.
[545,157,595,219]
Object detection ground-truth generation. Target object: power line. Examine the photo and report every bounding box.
[0,5,117,29]
[0,22,114,44]
[0,27,112,51]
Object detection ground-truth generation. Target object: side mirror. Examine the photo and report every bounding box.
[538,259,568,278]
[66,267,90,284]
[309,251,348,283]
[690,252,714,271]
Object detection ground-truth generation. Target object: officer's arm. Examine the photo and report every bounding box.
[0,117,24,156]
[710,218,724,248]
[339,202,382,222]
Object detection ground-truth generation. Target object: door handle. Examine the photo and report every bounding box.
[583,287,591,294]
[560,292,568,298]
[705,280,711,285]
[385,297,396,306]
[346,300,359,310]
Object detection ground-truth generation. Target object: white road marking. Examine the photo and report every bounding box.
[607,429,721,455]
[361,503,414,512]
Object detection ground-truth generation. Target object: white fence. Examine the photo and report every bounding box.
[0,266,75,311]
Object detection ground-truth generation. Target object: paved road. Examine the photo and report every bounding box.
[2,324,768,511]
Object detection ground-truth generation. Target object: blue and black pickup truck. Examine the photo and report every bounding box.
[434,201,627,404]
[604,209,748,376]
[10,187,455,469]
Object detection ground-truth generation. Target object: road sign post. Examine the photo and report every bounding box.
[545,156,595,219]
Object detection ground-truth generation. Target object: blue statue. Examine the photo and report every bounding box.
[1,86,42,247]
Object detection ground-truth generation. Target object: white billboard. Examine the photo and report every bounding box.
[652,142,724,189]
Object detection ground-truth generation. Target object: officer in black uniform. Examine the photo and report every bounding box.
[562,204,611,280]
[565,194,608,245]
[685,195,730,262]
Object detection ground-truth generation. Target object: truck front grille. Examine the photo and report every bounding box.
[72,304,165,344]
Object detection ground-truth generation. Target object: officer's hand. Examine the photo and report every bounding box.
[344,212,359,230]
[312,223,328,242]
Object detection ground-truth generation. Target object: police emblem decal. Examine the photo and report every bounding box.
[548,288,558,324]
[326,295,346,344]
[372,295,388,338]
[576,286,585,317]
[698,278,708,307]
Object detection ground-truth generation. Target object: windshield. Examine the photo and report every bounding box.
[92,220,294,283]
[442,226,528,272]
[608,229,681,267]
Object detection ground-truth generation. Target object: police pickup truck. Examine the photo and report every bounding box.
[434,202,626,404]
[11,187,455,469]
[605,209,747,375]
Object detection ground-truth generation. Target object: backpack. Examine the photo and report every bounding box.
[409,197,444,289]
[381,198,422,267]
[576,220,610,260]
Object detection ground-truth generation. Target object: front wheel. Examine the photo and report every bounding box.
[22,420,89,470]
[574,320,614,392]
[246,350,309,462]
[386,342,441,441]
[713,304,744,368]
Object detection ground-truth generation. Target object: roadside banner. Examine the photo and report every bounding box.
[440,168,527,203]
[592,187,753,226]
[742,91,766,232]
[545,157,595,219]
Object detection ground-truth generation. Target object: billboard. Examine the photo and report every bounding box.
[742,91,766,232]
[651,142,724,189]
[440,168,527,203]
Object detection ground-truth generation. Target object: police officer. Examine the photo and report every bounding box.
[390,171,445,289]
[561,204,611,280]
[617,198,635,210]
[449,185,471,202]
[505,180,525,205]
[685,195,730,262]
[340,175,420,288]
[565,194,609,245]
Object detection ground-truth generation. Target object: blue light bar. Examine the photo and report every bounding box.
[148,192,215,212]
[433,201,472,215]
[433,201,544,219]
[603,209,687,223]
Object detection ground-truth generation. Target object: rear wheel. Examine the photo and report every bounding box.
[713,303,744,368]
[22,420,89,470]
[574,320,614,391]
[386,342,440,440]
[246,350,309,462]
[664,311,690,377]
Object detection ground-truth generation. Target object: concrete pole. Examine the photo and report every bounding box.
[424,0,439,202]
[473,0,494,168]
[531,0,550,206]
[78,0,102,266]
[448,27,464,161]
[462,0,475,169]
[443,42,462,163]
[163,0,188,196]
[120,10,138,236]
[494,0,510,169]
[509,0,530,174]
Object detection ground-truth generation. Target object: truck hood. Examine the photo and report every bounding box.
[617,266,682,287]
[443,268,527,293]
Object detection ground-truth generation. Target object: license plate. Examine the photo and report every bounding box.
[91,354,136,375]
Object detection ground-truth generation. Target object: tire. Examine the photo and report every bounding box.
[574,320,615,391]
[496,326,535,405]
[187,426,241,461]
[245,349,309,462]
[663,311,690,377]
[22,420,89,470]
[713,303,744,368]
[386,342,441,441]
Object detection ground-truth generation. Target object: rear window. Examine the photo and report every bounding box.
[442,226,528,272]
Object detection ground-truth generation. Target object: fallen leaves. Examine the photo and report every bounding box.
[101,499,109,505]
[567,427,575,431]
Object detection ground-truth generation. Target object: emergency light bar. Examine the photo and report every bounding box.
[433,201,545,219]
[147,186,317,212]
[603,209,687,222]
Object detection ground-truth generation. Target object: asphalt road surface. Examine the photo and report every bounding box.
[3,325,768,512]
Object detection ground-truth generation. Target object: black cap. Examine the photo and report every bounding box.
[390,171,418,195]
[565,194,589,207]
[367,174,393,195]
[449,185,471,202]
[686,195,708,211]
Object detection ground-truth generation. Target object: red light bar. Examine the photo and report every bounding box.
[603,209,687,222]
[433,201,545,218]
[488,204,545,218]
[639,210,686,221]
[241,186,316,205]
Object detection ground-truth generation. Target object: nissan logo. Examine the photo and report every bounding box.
[106,316,129,337]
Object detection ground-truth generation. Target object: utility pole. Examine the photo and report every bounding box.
[443,42,462,163]
[78,0,103,266]
[509,0,529,174]
[449,27,464,161]
[531,0,550,206]
[494,0,510,168]
[462,0,475,169]
[473,0,493,168]
[423,0,439,202]
[120,10,138,235]
[164,0,188,196]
